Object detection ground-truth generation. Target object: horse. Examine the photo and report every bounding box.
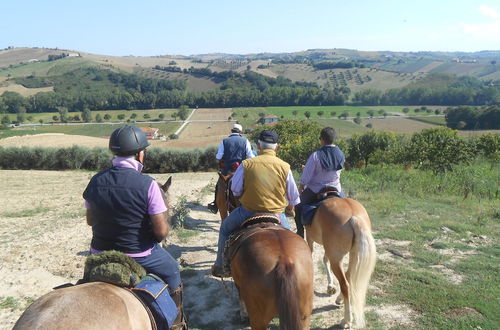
[14,177,175,330]
[215,171,239,220]
[230,221,314,330]
[304,197,376,329]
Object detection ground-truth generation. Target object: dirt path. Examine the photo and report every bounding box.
[0,170,394,329]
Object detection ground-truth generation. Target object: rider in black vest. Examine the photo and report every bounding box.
[83,125,187,329]
[207,123,254,214]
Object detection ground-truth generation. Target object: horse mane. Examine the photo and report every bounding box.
[274,258,303,330]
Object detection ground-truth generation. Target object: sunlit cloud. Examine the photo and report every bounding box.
[461,5,500,38]
[462,21,500,37]
[479,5,500,19]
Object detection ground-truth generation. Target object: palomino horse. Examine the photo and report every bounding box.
[215,172,239,220]
[230,222,314,329]
[14,282,152,329]
[305,197,376,329]
[14,178,174,330]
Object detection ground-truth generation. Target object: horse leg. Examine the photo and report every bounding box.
[306,234,314,253]
[332,261,352,328]
[329,254,352,329]
[323,253,336,295]
[245,302,272,330]
[215,178,228,220]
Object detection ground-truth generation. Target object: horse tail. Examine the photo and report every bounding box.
[275,259,303,330]
[348,215,377,328]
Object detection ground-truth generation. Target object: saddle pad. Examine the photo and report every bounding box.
[300,194,340,226]
[301,202,321,226]
[132,280,178,330]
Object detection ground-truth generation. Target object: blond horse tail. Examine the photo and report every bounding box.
[348,216,377,328]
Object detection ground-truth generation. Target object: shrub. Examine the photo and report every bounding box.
[346,131,398,168]
[403,127,474,172]
[251,119,322,170]
[171,195,190,228]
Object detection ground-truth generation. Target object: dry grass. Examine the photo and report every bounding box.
[0,133,108,148]
[180,121,233,139]
[189,108,233,121]
[363,117,440,133]
[0,82,53,97]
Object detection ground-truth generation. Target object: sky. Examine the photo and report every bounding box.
[1,0,499,56]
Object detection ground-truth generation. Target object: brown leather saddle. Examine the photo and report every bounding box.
[222,214,282,276]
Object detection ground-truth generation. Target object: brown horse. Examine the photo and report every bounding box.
[305,197,376,329]
[230,224,314,330]
[14,178,174,330]
[215,172,239,220]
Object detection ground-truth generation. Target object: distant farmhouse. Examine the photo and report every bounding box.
[259,115,279,124]
[140,127,159,139]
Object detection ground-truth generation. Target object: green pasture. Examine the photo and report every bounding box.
[0,57,92,78]
[17,108,179,124]
[233,105,440,122]
[0,122,180,139]
[340,160,499,329]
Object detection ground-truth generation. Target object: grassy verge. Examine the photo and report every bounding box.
[342,161,499,328]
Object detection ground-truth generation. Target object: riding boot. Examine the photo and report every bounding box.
[170,284,188,330]
[294,205,304,238]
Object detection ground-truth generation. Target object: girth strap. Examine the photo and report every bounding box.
[128,288,158,330]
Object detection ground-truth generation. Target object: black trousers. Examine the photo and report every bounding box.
[294,188,316,238]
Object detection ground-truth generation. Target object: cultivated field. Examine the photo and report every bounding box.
[0,133,109,148]
[189,108,233,121]
[180,121,233,139]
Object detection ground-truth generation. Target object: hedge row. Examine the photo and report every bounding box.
[0,145,218,173]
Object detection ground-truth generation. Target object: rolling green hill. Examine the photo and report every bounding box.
[1,47,498,97]
[0,47,498,111]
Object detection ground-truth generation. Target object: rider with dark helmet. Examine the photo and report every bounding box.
[83,125,187,329]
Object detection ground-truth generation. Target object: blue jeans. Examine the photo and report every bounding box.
[214,206,290,267]
[134,243,181,290]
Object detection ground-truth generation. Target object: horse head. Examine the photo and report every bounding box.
[158,176,172,219]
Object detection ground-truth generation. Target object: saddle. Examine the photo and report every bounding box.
[222,214,282,276]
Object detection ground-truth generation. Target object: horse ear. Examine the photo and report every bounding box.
[162,176,172,192]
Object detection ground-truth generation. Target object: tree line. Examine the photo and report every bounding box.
[445,105,500,129]
[352,74,499,106]
[1,122,497,183]
[1,67,498,119]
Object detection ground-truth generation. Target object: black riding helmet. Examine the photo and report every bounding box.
[109,125,150,156]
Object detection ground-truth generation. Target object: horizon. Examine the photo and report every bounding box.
[5,46,500,58]
[1,0,500,57]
